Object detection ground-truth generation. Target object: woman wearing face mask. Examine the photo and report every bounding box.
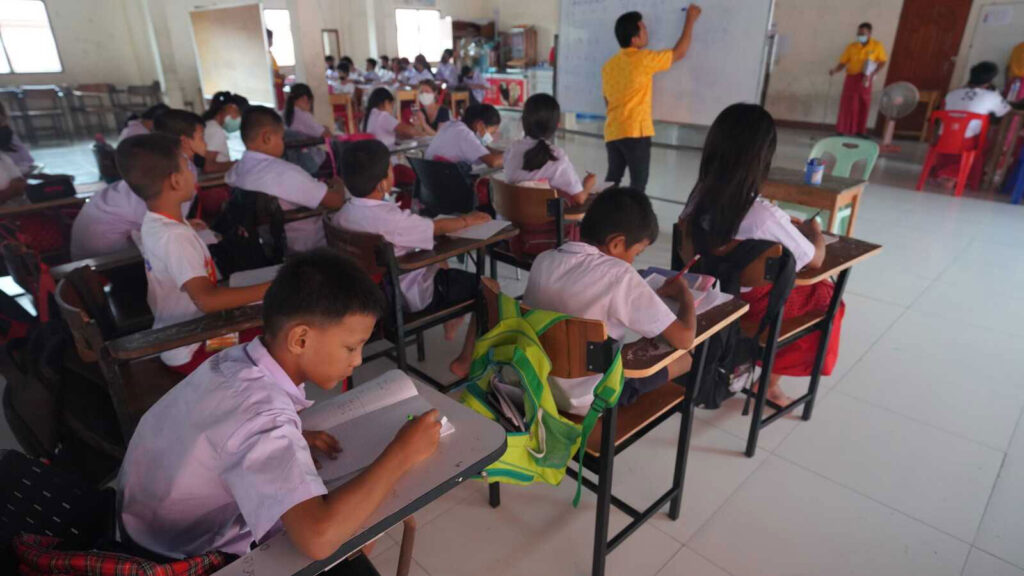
[829,22,888,137]
[414,80,451,135]
[200,92,244,172]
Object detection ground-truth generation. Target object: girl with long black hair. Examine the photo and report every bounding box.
[284,83,331,139]
[682,103,839,407]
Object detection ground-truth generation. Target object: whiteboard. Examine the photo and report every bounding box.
[189,3,275,106]
[556,0,773,126]
[964,2,1024,91]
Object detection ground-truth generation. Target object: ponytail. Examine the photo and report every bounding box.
[520,94,561,171]
[285,83,313,127]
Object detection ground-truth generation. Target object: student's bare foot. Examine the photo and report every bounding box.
[765,387,795,408]
[443,316,465,341]
[450,356,471,379]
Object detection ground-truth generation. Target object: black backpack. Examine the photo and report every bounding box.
[676,238,796,409]
[210,188,286,278]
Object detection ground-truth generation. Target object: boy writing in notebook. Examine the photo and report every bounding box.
[524,186,696,411]
[118,250,441,560]
[332,139,496,377]
[226,105,346,253]
[118,134,269,374]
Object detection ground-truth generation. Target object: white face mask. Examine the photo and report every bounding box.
[857,34,869,44]
[418,92,435,106]
[480,131,494,146]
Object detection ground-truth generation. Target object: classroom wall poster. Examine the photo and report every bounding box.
[482,76,527,108]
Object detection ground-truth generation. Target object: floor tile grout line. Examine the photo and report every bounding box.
[959,547,972,576]
[689,545,741,576]
[967,410,1024,573]
[648,540,685,576]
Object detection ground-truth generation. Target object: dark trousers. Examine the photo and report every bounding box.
[605,137,652,192]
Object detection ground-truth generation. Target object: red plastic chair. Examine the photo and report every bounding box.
[916,110,990,197]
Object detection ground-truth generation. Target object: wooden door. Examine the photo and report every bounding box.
[879,0,973,134]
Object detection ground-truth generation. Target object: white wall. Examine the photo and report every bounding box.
[764,0,904,127]
[0,0,158,88]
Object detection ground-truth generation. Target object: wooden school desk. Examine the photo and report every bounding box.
[738,234,882,455]
[568,297,749,576]
[211,380,507,576]
[197,171,228,189]
[0,179,104,219]
[390,137,432,156]
[395,223,519,271]
[761,167,867,236]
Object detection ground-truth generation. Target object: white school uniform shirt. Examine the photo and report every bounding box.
[288,107,326,138]
[377,68,395,83]
[140,212,217,367]
[524,242,678,414]
[425,121,488,163]
[736,197,816,272]
[366,107,400,148]
[225,150,328,252]
[465,71,486,103]
[8,133,34,175]
[204,119,230,163]
[119,119,149,141]
[117,338,325,558]
[332,197,438,312]
[435,62,458,87]
[503,137,584,195]
[69,180,147,260]
[944,87,1012,138]
[0,152,22,190]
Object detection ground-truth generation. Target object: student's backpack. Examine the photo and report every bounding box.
[460,293,624,506]
[686,239,797,409]
[210,188,286,278]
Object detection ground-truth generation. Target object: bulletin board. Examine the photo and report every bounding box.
[189,3,275,106]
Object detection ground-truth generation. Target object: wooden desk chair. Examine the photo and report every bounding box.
[323,219,474,390]
[69,84,118,137]
[674,220,839,457]
[488,178,570,275]
[330,93,357,134]
[18,85,71,144]
[480,282,699,576]
[450,90,470,119]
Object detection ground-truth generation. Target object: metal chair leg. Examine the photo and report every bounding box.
[488,483,501,508]
[396,516,416,576]
[416,332,425,362]
[592,405,617,576]
[802,269,850,421]
[670,343,708,520]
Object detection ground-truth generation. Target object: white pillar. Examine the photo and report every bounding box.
[287,0,334,128]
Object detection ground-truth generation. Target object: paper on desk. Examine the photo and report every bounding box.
[300,370,454,487]
[228,264,281,288]
[823,232,840,246]
[447,220,508,240]
[621,274,734,344]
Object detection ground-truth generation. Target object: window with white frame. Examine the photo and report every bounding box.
[263,9,295,67]
[0,0,62,74]
[395,9,453,62]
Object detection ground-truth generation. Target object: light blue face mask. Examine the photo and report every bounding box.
[480,131,494,146]
[223,115,242,133]
[857,34,869,44]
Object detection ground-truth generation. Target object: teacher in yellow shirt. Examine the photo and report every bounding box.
[602,5,701,192]
[1007,42,1024,100]
[829,22,887,137]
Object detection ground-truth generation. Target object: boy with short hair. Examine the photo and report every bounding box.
[226,106,345,253]
[118,249,441,560]
[524,186,696,411]
[153,109,208,218]
[117,134,269,373]
[332,139,495,377]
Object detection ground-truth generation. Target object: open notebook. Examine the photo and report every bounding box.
[621,272,734,346]
[300,370,454,487]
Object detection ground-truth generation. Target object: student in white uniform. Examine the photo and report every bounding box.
[324,55,338,84]
[285,83,331,139]
[363,58,380,83]
[377,56,396,84]
[226,106,345,252]
[154,109,207,218]
[118,249,441,561]
[332,140,495,377]
[414,80,451,135]
[0,149,25,204]
[0,102,34,176]
[424,103,503,168]
[200,91,243,173]
[435,49,459,88]
[524,187,696,412]
[504,94,597,206]
[69,179,147,260]
[118,103,170,142]
[407,54,436,85]
[682,103,841,408]
[118,134,269,374]
[459,66,488,105]
[945,61,1019,138]
[363,88,427,147]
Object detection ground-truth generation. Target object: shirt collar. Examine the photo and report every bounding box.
[243,150,279,163]
[244,338,314,411]
[559,241,600,255]
[347,196,390,207]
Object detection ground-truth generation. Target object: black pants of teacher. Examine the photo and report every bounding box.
[605,137,652,192]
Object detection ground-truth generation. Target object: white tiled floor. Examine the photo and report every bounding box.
[6,124,1024,575]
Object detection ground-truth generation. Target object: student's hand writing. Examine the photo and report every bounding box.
[582,173,597,190]
[302,430,341,469]
[467,211,492,225]
[686,4,702,22]
[657,275,693,303]
[391,409,441,467]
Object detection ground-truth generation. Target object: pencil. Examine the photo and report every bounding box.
[666,254,701,285]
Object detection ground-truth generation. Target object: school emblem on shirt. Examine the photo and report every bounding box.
[205,257,217,283]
